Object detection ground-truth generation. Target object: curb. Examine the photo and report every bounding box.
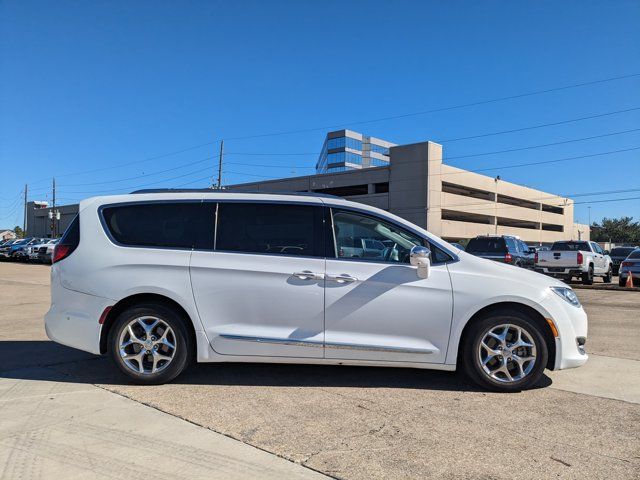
[570,284,640,292]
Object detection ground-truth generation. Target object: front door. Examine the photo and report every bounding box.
[324,209,453,364]
[190,201,326,358]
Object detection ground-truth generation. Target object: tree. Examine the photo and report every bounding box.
[590,217,640,244]
[13,226,24,238]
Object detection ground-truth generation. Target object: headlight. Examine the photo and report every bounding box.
[550,286,581,308]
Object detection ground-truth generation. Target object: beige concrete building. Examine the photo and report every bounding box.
[229,140,588,245]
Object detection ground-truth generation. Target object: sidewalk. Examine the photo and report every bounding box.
[0,365,326,480]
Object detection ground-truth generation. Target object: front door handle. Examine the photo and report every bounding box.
[292,271,324,280]
[326,274,358,283]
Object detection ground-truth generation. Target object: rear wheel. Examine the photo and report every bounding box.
[603,265,613,284]
[462,309,548,392]
[619,276,626,287]
[108,302,192,384]
[582,266,594,285]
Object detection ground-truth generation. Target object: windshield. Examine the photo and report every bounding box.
[628,250,640,259]
[551,241,590,251]
[466,237,507,253]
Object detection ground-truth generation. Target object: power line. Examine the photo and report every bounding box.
[58,156,215,187]
[222,73,640,142]
[438,106,640,143]
[22,72,640,186]
[443,128,640,161]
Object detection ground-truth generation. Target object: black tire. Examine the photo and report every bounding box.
[563,275,572,283]
[582,266,594,285]
[108,302,192,385]
[462,308,548,392]
[619,276,626,287]
[603,266,613,284]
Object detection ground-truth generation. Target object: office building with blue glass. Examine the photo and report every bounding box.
[316,129,396,174]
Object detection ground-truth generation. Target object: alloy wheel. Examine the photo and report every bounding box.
[477,324,537,383]
[118,316,176,375]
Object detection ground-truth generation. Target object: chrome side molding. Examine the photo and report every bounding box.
[218,334,435,354]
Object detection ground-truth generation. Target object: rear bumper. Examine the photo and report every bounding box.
[45,273,112,355]
[535,267,583,277]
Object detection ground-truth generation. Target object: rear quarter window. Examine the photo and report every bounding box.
[101,202,215,249]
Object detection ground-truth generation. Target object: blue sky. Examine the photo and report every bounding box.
[1,0,639,229]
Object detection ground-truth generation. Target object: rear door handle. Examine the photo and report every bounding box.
[292,271,324,280]
[326,274,358,283]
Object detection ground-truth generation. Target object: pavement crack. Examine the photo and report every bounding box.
[550,456,572,467]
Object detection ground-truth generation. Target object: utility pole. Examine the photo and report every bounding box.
[23,184,28,234]
[216,140,224,189]
[494,176,500,235]
[52,178,56,237]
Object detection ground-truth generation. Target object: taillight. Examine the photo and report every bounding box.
[52,215,79,264]
[621,261,633,267]
[505,252,513,263]
[53,244,72,263]
[577,251,583,264]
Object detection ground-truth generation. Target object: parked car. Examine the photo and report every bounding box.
[13,238,47,261]
[28,239,57,262]
[37,239,58,263]
[3,237,36,260]
[516,239,536,269]
[609,246,638,275]
[535,240,612,285]
[618,249,640,287]
[338,237,386,260]
[45,191,588,392]
[450,242,465,250]
[0,239,18,258]
[464,235,531,268]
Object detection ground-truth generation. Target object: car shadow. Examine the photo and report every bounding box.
[0,340,553,392]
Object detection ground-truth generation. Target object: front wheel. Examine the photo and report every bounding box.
[462,310,548,392]
[108,302,192,384]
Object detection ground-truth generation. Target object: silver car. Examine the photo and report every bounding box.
[618,249,640,287]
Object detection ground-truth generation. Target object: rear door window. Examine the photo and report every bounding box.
[215,202,324,257]
[102,202,215,249]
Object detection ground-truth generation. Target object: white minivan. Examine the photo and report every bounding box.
[45,191,588,391]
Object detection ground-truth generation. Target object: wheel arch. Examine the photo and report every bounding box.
[99,293,197,355]
[455,301,556,370]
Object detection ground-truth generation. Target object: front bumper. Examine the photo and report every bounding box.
[541,293,588,370]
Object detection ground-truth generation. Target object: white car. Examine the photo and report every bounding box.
[45,191,588,391]
[28,239,57,262]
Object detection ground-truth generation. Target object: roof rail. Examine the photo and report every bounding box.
[130,188,340,199]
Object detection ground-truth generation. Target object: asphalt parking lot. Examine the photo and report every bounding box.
[0,262,638,479]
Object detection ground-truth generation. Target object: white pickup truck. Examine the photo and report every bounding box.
[535,240,613,285]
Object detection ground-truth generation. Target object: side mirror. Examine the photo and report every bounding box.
[410,245,431,279]
[604,250,610,256]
